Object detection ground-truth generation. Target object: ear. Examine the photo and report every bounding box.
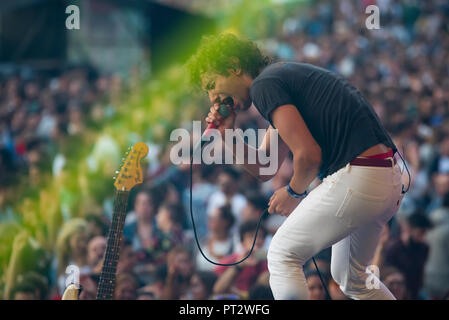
[234,68,243,76]
[228,57,242,76]
[228,67,243,77]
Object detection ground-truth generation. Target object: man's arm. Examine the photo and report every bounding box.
[223,125,290,182]
[271,104,322,194]
[267,104,322,216]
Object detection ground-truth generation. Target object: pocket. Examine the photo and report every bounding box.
[334,188,389,228]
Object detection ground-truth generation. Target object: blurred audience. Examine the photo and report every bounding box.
[381,267,410,300]
[424,191,449,299]
[160,246,195,300]
[305,270,329,300]
[182,271,217,300]
[213,221,268,299]
[383,211,432,299]
[196,205,235,271]
[3,0,449,300]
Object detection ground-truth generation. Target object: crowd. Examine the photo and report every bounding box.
[1,0,449,300]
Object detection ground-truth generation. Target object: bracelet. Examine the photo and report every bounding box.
[286,184,307,199]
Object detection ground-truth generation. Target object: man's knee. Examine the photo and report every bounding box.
[267,233,308,275]
[331,262,370,297]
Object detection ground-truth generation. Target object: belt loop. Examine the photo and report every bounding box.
[345,162,351,173]
[390,157,394,173]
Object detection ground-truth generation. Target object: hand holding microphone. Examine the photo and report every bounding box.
[192,97,235,157]
[205,96,236,137]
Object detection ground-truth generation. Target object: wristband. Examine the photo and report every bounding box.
[286,184,307,199]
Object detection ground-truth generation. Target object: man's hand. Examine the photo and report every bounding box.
[205,103,236,136]
[268,186,301,217]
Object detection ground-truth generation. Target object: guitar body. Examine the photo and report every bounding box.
[61,142,149,300]
[61,284,79,300]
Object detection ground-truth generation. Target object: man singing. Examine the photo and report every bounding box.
[186,33,405,300]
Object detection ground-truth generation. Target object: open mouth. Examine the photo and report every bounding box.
[221,96,234,107]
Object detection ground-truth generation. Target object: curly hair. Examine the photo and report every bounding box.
[185,33,271,89]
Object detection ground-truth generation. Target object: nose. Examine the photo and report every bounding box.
[208,92,220,104]
[222,96,234,107]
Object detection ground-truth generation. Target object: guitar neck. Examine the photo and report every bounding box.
[96,190,129,300]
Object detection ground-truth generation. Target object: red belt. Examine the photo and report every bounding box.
[349,149,396,168]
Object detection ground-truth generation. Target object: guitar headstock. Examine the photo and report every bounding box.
[114,142,149,191]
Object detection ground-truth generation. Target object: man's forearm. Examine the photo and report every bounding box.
[289,154,321,194]
[222,127,288,181]
[222,134,266,179]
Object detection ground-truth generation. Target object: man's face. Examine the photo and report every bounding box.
[202,72,252,112]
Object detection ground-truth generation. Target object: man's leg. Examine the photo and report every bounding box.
[330,164,404,300]
[267,166,356,299]
[268,162,403,300]
[330,223,396,300]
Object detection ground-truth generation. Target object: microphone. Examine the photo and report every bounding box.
[192,97,234,155]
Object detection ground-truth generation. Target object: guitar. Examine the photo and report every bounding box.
[62,142,149,300]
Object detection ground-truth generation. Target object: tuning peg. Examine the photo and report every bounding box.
[115,170,119,174]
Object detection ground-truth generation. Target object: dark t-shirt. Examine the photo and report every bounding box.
[249,62,398,179]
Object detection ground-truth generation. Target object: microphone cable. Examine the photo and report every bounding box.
[395,147,411,194]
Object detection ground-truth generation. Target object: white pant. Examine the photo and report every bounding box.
[267,159,404,300]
